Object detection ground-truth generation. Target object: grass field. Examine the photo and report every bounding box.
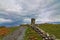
[38,24,60,39]
[24,27,42,40]
[24,24,60,40]
[9,26,20,33]
[0,24,60,40]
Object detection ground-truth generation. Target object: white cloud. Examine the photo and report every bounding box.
[0,18,13,23]
[0,0,60,25]
[0,0,22,12]
[16,0,41,11]
[23,18,31,24]
[5,4,22,12]
[36,18,52,24]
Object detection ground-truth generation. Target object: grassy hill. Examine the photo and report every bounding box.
[24,24,60,40]
[38,23,60,39]
[24,27,42,40]
[0,23,60,40]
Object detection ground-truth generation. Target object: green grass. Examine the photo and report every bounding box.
[38,24,60,39]
[0,36,3,40]
[9,26,20,33]
[0,24,60,40]
[24,24,60,40]
[24,27,42,40]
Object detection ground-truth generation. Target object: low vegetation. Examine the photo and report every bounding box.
[24,27,42,40]
[9,26,20,33]
[0,23,60,40]
[0,26,9,40]
[38,23,60,39]
[24,24,60,40]
[0,26,20,40]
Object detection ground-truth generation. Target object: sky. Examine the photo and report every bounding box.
[0,0,60,26]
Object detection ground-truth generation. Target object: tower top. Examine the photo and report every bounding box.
[31,18,35,20]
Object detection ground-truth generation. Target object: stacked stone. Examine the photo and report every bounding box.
[31,18,55,40]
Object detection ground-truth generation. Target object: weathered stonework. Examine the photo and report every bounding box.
[31,18,35,25]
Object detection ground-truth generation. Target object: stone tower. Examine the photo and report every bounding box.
[31,18,35,25]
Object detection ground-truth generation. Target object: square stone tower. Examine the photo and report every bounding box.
[31,18,35,25]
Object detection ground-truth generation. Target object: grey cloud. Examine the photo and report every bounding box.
[0,0,60,25]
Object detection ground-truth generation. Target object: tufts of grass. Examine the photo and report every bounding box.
[38,24,60,39]
[24,24,60,40]
[24,27,42,40]
[9,26,20,33]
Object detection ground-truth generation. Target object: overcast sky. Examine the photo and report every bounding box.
[0,0,60,26]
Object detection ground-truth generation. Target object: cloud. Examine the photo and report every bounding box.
[5,4,22,12]
[0,0,60,26]
[36,18,54,24]
[0,0,22,12]
[0,18,13,23]
[23,18,31,24]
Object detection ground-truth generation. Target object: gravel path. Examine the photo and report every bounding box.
[3,27,27,40]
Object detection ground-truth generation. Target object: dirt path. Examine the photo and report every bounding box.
[17,27,26,40]
[3,27,27,40]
